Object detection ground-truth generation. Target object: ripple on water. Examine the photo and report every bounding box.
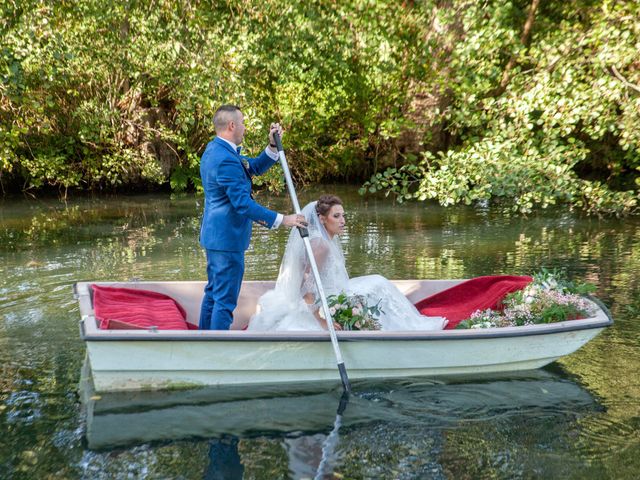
[5,391,43,425]
[573,409,640,461]
[371,374,599,427]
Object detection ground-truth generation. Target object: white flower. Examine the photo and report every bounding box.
[526,284,540,295]
[471,321,495,329]
[329,306,336,315]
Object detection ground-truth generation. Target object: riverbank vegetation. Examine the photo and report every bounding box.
[1,1,638,214]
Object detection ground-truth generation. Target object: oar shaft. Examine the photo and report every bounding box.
[302,237,345,365]
[273,132,351,394]
[276,140,302,214]
[274,133,309,238]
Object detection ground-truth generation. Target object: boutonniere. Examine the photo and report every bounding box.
[241,158,250,170]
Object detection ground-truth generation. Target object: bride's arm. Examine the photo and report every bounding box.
[303,292,342,331]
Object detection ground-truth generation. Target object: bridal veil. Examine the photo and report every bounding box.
[247,201,447,331]
[248,201,347,331]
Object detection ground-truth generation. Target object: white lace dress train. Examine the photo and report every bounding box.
[347,275,447,330]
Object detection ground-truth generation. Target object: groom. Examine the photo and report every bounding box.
[199,105,307,330]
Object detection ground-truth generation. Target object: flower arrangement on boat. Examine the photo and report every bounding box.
[320,292,383,331]
[456,270,597,329]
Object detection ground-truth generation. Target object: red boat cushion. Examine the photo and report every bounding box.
[92,284,197,330]
[415,275,532,329]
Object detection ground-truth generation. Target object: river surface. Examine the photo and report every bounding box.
[0,186,639,479]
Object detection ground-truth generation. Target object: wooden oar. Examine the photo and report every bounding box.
[273,132,352,395]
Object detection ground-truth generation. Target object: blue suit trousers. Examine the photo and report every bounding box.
[199,250,245,330]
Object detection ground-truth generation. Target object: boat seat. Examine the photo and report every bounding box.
[91,284,198,330]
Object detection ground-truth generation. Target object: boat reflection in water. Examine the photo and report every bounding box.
[80,363,601,477]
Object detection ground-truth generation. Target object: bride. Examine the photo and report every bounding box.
[247,195,447,331]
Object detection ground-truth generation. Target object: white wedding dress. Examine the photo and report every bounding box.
[247,201,447,331]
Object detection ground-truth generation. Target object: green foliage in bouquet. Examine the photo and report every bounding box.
[456,269,597,329]
[320,292,383,331]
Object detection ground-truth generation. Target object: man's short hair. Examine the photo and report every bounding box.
[213,105,242,132]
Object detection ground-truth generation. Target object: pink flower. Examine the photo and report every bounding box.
[352,307,362,316]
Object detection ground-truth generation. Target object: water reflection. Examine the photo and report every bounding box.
[205,436,244,480]
[80,368,600,478]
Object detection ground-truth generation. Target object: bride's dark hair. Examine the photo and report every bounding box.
[315,195,343,216]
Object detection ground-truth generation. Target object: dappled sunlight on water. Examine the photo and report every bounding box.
[1,187,639,478]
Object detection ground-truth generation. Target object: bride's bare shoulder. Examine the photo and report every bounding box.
[309,236,329,247]
[309,237,331,257]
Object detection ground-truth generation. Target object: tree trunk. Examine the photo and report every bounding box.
[396,1,468,158]
[489,0,541,97]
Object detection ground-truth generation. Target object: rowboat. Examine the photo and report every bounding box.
[75,280,612,392]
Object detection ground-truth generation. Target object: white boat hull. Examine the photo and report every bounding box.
[75,280,612,392]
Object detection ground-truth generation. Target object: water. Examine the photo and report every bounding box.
[1,186,639,479]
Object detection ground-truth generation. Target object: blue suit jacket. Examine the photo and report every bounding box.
[199,137,278,251]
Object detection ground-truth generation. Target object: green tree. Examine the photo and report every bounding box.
[363,0,640,215]
[1,1,638,215]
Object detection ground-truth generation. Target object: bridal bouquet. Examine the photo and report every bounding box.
[457,269,597,329]
[319,292,382,331]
